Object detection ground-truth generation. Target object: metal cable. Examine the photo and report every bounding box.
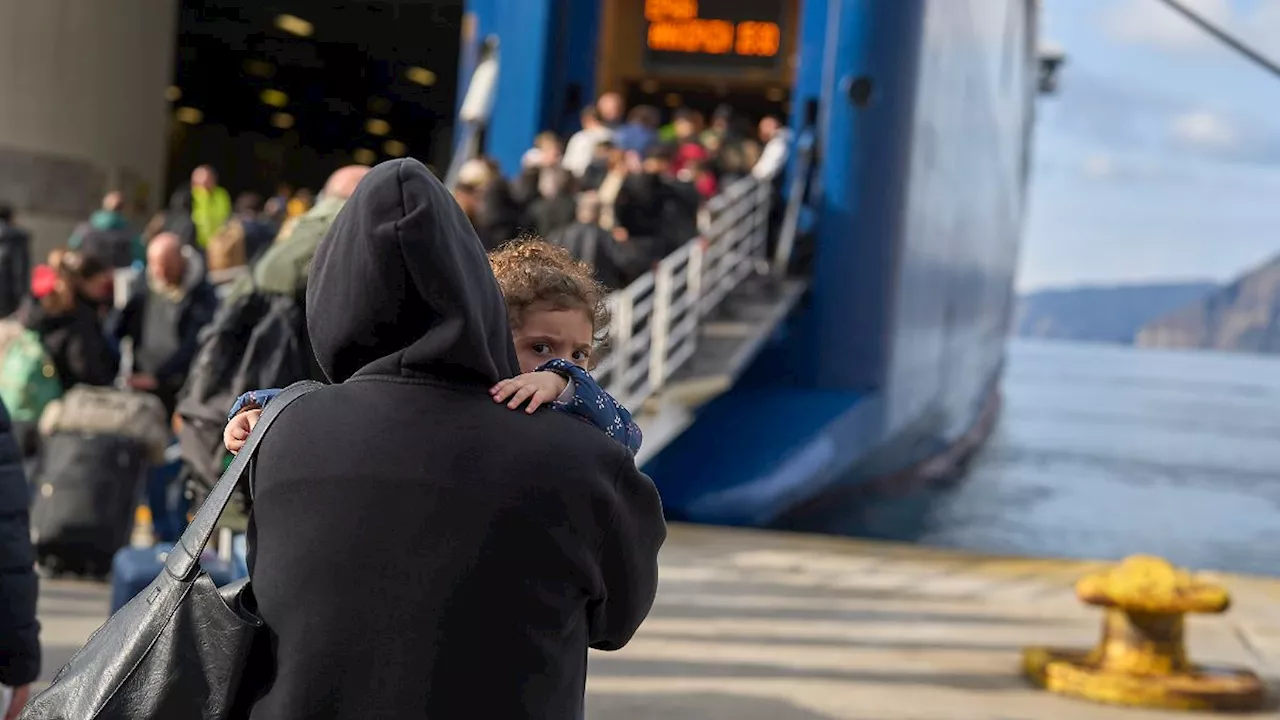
[1153,0,1280,79]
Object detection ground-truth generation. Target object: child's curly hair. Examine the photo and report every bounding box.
[489,235,611,345]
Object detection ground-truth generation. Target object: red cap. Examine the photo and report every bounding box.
[30,265,58,299]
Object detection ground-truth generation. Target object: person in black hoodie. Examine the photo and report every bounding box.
[238,158,665,719]
[614,144,701,258]
[522,166,578,236]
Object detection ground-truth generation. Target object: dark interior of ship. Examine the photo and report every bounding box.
[168,1,463,198]
[167,0,799,200]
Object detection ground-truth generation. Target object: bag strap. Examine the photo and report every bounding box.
[165,380,322,580]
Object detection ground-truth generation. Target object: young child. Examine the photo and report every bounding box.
[223,238,642,455]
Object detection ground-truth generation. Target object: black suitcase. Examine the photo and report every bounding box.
[30,432,149,577]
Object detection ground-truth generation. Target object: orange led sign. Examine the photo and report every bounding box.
[645,0,698,21]
[648,19,735,55]
[642,0,784,65]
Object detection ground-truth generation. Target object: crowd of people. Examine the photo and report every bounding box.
[451,91,789,288]
[0,89,789,718]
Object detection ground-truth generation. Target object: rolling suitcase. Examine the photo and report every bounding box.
[30,433,150,577]
[30,386,171,577]
[109,541,235,613]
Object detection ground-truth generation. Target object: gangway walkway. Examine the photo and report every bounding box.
[593,167,811,465]
[443,40,813,464]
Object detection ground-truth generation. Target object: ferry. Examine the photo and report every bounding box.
[165,0,1049,531]
[460,0,1044,529]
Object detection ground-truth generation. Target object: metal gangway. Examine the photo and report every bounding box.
[591,151,813,463]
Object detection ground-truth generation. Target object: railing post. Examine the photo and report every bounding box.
[773,138,812,276]
[609,292,634,400]
[754,178,772,266]
[649,262,674,393]
[688,239,705,320]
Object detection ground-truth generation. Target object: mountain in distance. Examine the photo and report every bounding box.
[1015,282,1218,344]
[1137,256,1280,353]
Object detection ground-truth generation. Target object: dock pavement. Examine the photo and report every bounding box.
[35,524,1280,718]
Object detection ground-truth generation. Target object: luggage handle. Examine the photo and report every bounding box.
[164,380,322,580]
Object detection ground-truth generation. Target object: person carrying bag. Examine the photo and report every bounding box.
[20,380,321,720]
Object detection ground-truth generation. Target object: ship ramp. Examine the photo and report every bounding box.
[593,141,817,466]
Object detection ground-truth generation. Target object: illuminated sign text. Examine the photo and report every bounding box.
[643,0,783,62]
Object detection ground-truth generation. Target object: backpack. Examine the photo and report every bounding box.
[78,226,136,269]
[175,290,311,491]
[0,321,62,423]
[38,385,171,463]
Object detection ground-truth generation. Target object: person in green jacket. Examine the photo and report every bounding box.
[221,164,371,304]
[190,165,232,251]
[251,165,370,298]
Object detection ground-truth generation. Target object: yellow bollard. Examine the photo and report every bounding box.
[1022,555,1267,711]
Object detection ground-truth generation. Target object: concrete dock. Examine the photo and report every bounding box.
[34,524,1280,718]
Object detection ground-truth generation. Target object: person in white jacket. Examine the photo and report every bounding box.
[752,116,791,180]
[562,106,614,178]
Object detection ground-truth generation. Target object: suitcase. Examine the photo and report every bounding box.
[39,385,171,464]
[109,541,235,614]
[30,433,150,577]
[230,532,248,581]
[144,446,190,543]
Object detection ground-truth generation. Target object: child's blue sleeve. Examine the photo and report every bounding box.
[227,388,284,421]
[538,359,643,454]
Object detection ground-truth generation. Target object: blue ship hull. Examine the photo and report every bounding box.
[644,0,1036,527]
[465,0,1037,530]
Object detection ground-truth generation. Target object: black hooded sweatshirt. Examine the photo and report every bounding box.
[240,159,666,719]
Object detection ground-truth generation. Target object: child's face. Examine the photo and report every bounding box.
[512,304,594,373]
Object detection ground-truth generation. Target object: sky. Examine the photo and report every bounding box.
[1018,0,1280,291]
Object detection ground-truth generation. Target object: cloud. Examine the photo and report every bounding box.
[1038,68,1183,152]
[1082,153,1115,177]
[1103,0,1233,50]
[1170,110,1238,150]
[1164,110,1280,166]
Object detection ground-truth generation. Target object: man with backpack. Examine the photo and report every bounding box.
[249,165,369,299]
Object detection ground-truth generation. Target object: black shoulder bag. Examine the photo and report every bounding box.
[22,380,323,720]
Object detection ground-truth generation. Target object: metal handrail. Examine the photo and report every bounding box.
[598,171,777,410]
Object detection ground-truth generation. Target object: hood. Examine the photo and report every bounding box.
[306,158,519,386]
[89,210,129,232]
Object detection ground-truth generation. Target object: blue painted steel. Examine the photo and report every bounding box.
[783,0,828,187]
[642,387,878,527]
[548,0,602,137]
[645,0,1037,526]
[463,0,600,159]
[470,0,1038,528]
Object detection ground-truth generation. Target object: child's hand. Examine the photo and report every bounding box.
[490,371,568,414]
[223,409,264,455]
